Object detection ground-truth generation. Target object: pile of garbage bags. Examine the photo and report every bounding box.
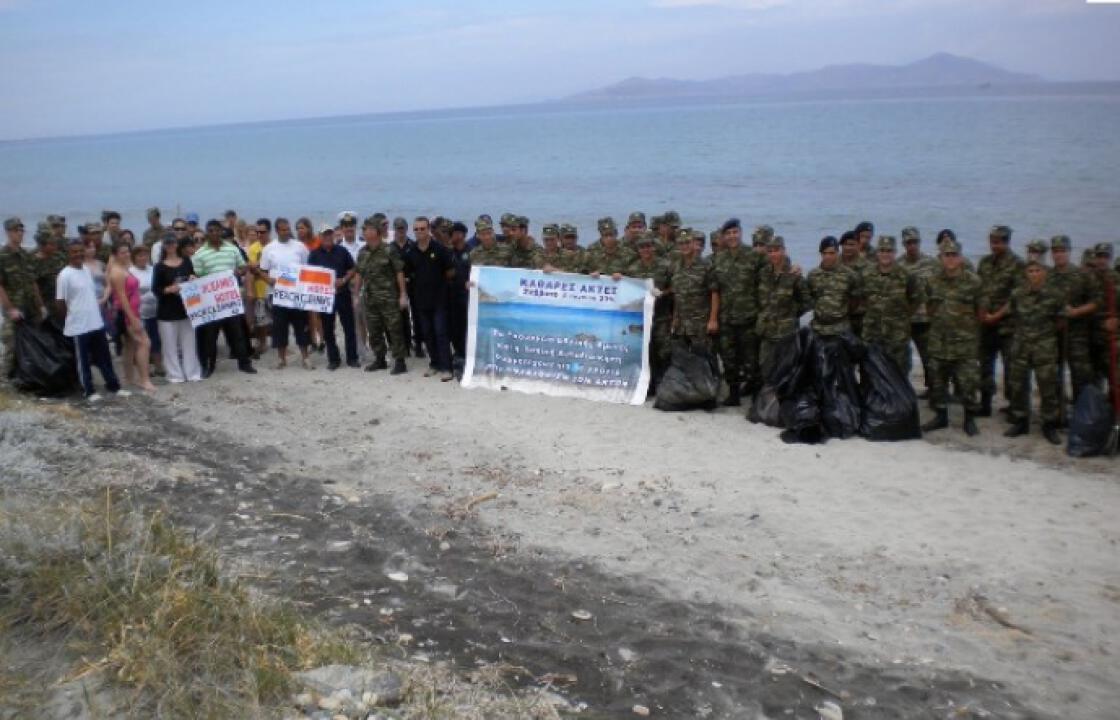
[1066,385,1117,457]
[654,340,721,412]
[9,321,78,396]
[749,327,921,443]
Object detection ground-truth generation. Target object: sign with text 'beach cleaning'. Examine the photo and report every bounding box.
[271,265,336,313]
[463,266,654,405]
[181,270,244,328]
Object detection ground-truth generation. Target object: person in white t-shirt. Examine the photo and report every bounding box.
[257,217,311,369]
[55,240,129,401]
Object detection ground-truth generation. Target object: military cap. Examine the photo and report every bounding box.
[650,215,663,230]
[34,224,51,245]
[940,239,962,254]
[3,217,23,231]
[936,228,956,242]
[1024,258,1046,269]
[720,217,741,233]
[477,213,493,223]
[597,217,617,234]
[636,235,655,247]
[627,211,647,226]
[840,230,858,244]
[1050,234,1071,251]
[337,210,358,224]
[876,235,897,252]
[691,229,706,242]
[146,206,161,218]
[474,218,494,232]
[541,225,559,239]
[500,213,517,227]
[767,235,785,249]
[515,215,530,228]
[819,236,839,252]
[543,222,559,234]
[362,215,380,229]
[675,228,693,243]
[82,221,103,234]
[560,223,577,237]
[451,221,468,235]
[46,214,66,226]
[663,210,682,227]
[854,221,874,235]
[901,226,921,242]
[709,230,719,243]
[752,225,774,246]
[989,224,1013,239]
[392,216,408,230]
[1026,239,1048,255]
[1093,242,1114,257]
[436,217,453,230]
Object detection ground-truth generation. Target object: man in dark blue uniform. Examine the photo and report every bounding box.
[309,226,358,370]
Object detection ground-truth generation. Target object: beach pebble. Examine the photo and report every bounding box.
[618,647,637,662]
[386,571,408,583]
[816,700,843,720]
[571,609,593,621]
[632,704,651,716]
[439,541,451,551]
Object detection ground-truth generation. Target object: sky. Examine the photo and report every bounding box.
[1,0,1118,140]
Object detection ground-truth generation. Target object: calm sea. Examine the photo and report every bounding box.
[2,92,1118,266]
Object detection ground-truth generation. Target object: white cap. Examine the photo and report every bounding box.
[337,211,357,223]
[318,222,334,235]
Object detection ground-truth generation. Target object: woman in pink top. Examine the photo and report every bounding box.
[108,241,156,393]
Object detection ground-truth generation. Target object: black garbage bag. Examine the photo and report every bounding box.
[859,344,921,441]
[654,341,720,411]
[768,327,816,399]
[814,334,862,439]
[11,321,77,396]
[747,384,782,426]
[779,388,824,444]
[1067,385,1114,458]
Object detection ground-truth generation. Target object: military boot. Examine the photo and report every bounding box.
[1041,422,1062,446]
[390,358,407,375]
[1003,419,1029,438]
[976,392,993,417]
[365,355,388,372]
[921,409,949,432]
[722,384,742,407]
[962,412,979,437]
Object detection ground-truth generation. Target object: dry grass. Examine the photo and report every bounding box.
[0,490,362,718]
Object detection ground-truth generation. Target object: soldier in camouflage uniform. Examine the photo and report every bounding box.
[751,225,773,257]
[142,207,165,249]
[356,216,408,374]
[1,217,45,385]
[468,218,509,268]
[506,216,541,269]
[585,217,635,277]
[900,227,940,395]
[83,221,111,263]
[711,218,761,405]
[46,215,68,246]
[839,230,869,336]
[668,229,719,350]
[807,236,858,338]
[863,236,923,374]
[496,213,516,245]
[854,221,874,257]
[1047,235,1100,416]
[922,239,982,436]
[756,236,809,379]
[977,224,1025,416]
[1025,239,1048,265]
[536,225,564,270]
[627,235,673,391]
[999,260,1064,443]
[623,211,647,255]
[34,230,67,327]
[1090,242,1118,386]
[553,225,587,273]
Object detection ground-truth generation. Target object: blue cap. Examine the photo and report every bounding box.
[185,212,200,224]
[719,217,741,233]
[819,236,839,252]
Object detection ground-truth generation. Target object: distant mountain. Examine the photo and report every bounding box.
[567,53,1042,101]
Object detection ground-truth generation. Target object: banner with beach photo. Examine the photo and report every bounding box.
[271,264,337,313]
[462,266,654,405]
[181,270,245,328]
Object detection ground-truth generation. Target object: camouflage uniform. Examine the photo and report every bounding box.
[977,227,1025,405]
[669,249,717,350]
[627,252,673,385]
[807,264,858,337]
[712,243,762,393]
[0,226,44,383]
[356,243,406,361]
[1007,276,1064,426]
[839,254,869,336]
[862,237,923,373]
[899,228,940,389]
[142,208,164,248]
[585,244,635,275]
[34,249,67,325]
[507,241,542,270]
[926,261,983,414]
[469,243,510,268]
[1091,243,1119,385]
[1046,236,1100,405]
[755,240,809,379]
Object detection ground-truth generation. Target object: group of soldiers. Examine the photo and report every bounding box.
[2,209,1118,448]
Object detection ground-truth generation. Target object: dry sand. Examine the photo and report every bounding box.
[130,359,1120,718]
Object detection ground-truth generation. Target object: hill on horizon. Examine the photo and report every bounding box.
[567,53,1042,101]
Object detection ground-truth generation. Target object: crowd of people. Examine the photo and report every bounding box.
[1,207,1117,447]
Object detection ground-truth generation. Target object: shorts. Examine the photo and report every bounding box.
[254,296,273,327]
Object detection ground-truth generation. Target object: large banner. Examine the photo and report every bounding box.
[271,264,337,313]
[463,266,654,405]
[181,270,245,328]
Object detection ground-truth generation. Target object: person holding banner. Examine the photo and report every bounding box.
[152,235,201,383]
[258,217,312,370]
[192,220,257,377]
[309,225,358,370]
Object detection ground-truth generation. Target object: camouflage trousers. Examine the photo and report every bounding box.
[1008,338,1059,424]
[717,320,759,391]
[979,325,1014,400]
[0,320,14,385]
[929,356,980,413]
[1058,328,1096,406]
[911,321,931,389]
[365,295,406,361]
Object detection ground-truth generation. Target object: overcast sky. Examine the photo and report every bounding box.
[1,0,1118,140]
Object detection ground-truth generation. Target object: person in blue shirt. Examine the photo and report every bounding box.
[308,226,358,370]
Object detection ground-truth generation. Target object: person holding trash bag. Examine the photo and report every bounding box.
[807,236,858,339]
[922,239,983,437]
[0,217,45,386]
